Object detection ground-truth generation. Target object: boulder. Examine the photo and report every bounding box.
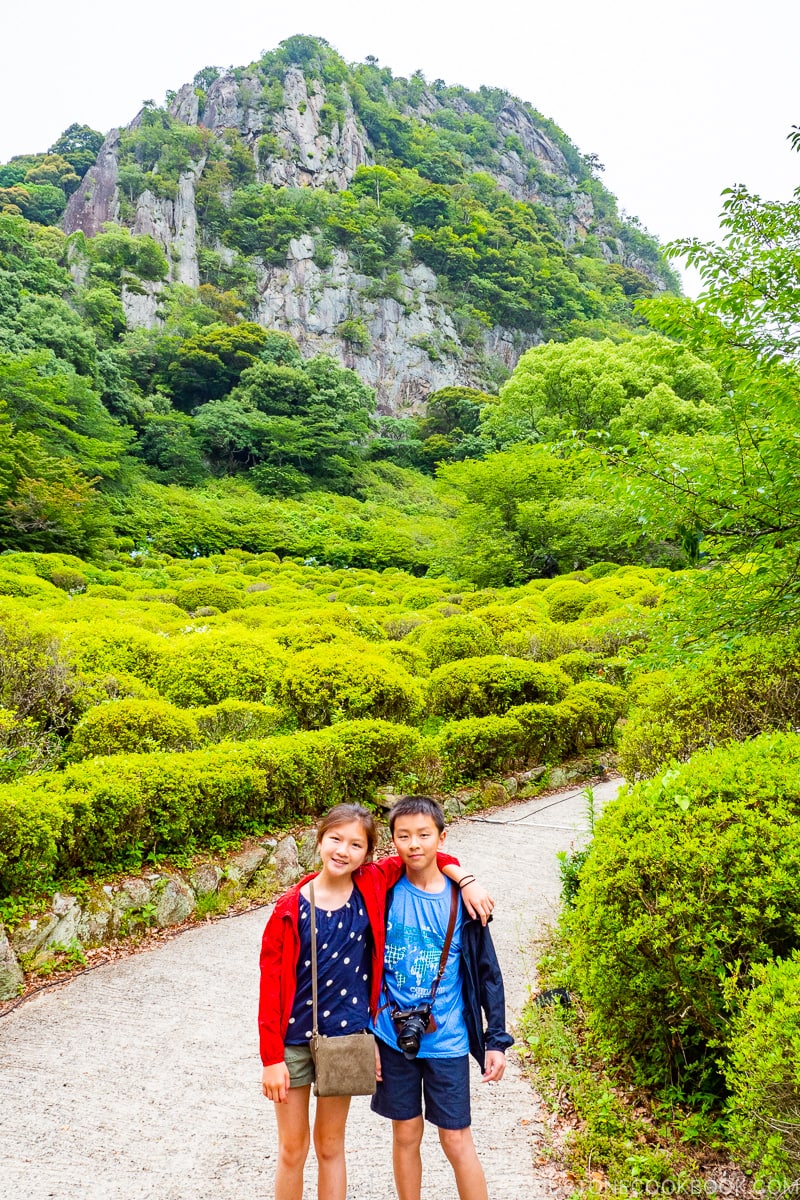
[480,782,509,807]
[190,863,223,898]
[226,846,269,886]
[77,888,117,947]
[154,877,195,928]
[0,925,23,1000]
[296,830,320,873]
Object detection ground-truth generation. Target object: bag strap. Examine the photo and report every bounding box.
[309,882,319,1038]
[429,881,460,1005]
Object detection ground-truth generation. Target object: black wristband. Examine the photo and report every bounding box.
[458,875,476,889]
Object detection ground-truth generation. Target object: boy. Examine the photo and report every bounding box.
[371,795,513,1200]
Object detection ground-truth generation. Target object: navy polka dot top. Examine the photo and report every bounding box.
[285,885,371,1043]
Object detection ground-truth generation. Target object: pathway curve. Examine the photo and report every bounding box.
[0,777,622,1200]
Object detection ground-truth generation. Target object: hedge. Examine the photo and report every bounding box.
[725,954,800,1183]
[0,719,421,895]
[569,733,800,1095]
[426,655,571,719]
[279,647,422,728]
[618,634,800,780]
[70,699,201,758]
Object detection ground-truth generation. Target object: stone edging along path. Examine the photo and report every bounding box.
[0,776,619,1200]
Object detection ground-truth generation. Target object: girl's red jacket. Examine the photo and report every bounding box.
[258,853,458,1066]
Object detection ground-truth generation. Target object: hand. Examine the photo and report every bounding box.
[481,1051,505,1083]
[262,1061,291,1103]
[460,880,494,926]
[375,1040,383,1082]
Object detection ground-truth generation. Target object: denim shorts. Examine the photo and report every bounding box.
[370,1040,471,1130]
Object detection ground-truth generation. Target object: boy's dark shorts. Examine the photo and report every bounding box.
[371,1040,471,1130]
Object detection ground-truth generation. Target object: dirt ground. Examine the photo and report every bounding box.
[0,778,621,1200]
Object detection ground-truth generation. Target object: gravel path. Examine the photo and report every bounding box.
[0,778,621,1200]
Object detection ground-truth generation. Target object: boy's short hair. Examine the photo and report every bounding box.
[388,794,446,836]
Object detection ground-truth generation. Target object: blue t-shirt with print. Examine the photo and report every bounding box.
[286,885,371,1044]
[374,876,468,1058]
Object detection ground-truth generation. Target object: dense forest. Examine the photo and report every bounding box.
[2,33,800,1190]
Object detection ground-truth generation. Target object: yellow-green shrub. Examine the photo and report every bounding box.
[411,615,496,668]
[70,700,200,759]
[618,635,800,781]
[0,719,421,893]
[725,955,800,1183]
[68,627,167,682]
[505,702,573,763]
[193,699,288,742]
[559,681,628,747]
[279,648,421,729]
[174,579,245,613]
[436,715,524,783]
[154,633,285,707]
[569,734,800,1095]
[426,656,571,719]
[0,572,61,599]
[541,580,595,622]
[0,784,69,893]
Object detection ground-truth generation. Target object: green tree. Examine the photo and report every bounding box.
[483,334,721,447]
[49,124,104,177]
[607,141,800,638]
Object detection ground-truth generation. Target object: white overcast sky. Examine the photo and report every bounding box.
[3,0,799,295]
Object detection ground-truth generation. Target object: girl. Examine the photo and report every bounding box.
[258,802,491,1200]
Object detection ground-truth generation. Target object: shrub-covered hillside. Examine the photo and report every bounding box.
[0,549,662,899]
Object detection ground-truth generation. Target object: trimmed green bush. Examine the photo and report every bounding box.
[619,634,800,780]
[726,954,800,1184]
[193,698,288,742]
[436,714,524,783]
[541,580,595,622]
[559,681,628,748]
[426,656,571,719]
[412,615,496,668]
[570,734,800,1094]
[70,699,200,759]
[551,650,598,681]
[154,634,285,707]
[0,719,421,893]
[0,572,61,599]
[0,784,69,894]
[505,702,572,763]
[174,579,245,613]
[279,647,421,729]
[69,627,167,682]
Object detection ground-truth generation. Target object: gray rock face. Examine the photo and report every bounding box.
[64,62,666,411]
[63,133,121,236]
[0,925,24,1000]
[154,876,195,928]
[10,894,81,960]
[77,888,117,947]
[190,863,224,898]
[225,846,269,885]
[296,830,320,872]
[271,836,300,888]
[254,235,496,413]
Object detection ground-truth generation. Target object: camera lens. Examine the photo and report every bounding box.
[396,1013,429,1060]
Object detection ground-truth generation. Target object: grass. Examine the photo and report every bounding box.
[518,928,729,1194]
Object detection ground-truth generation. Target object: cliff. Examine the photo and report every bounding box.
[65,37,674,412]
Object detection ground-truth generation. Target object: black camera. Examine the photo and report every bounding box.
[391,1003,436,1060]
